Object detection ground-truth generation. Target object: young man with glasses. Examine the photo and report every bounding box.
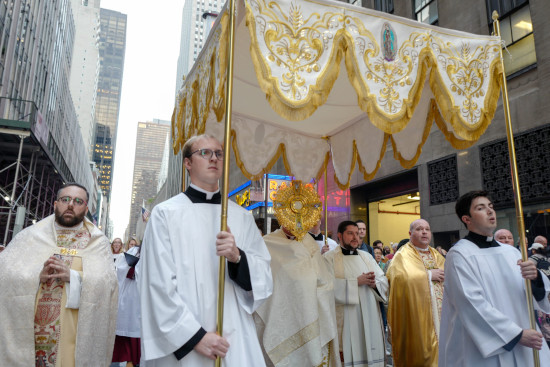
[0,182,118,366]
[139,134,273,366]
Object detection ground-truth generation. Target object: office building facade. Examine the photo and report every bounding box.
[0,0,96,244]
[93,8,126,200]
[128,119,170,238]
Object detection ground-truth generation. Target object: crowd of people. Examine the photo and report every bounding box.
[0,134,549,367]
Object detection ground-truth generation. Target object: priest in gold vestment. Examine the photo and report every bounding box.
[386,219,445,367]
[255,227,341,367]
[0,183,118,367]
[254,181,340,367]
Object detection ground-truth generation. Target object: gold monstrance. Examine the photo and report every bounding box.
[273,181,322,241]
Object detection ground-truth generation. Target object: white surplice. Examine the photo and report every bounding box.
[138,193,273,367]
[115,246,140,337]
[324,247,388,367]
[439,239,550,367]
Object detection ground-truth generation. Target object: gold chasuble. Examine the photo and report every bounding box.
[254,229,341,367]
[386,243,445,367]
[0,215,118,367]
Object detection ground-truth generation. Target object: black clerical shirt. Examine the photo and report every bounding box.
[174,186,253,361]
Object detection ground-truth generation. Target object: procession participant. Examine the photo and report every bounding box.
[534,235,548,250]
[309,218,338,254]
[126,237,138,250]
[439,190,550,366]
[139,134,273,366]
[112,237,125,262]
[112,244,141,367]
[254,181,340,367]
[0,182,118,366]
[324,221,388,367]
[494,228,515,246]
[386,219,445,367]
[356,220,374,257]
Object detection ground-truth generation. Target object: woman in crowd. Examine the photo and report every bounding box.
[126,237,138,251]
[111,238,124,262]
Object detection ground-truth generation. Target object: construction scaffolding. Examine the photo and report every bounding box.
[0,97,91,245]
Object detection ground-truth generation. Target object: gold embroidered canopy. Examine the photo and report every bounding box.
[172,0,502,189]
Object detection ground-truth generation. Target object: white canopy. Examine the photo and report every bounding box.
[172,0,502,189]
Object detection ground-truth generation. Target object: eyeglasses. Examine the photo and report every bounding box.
[58,196,87,207]
[189,148,224,160]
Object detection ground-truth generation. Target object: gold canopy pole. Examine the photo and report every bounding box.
[215,0,238,366]
[324,165,328,246]
[181,159,186,192]
[492,11,539,366]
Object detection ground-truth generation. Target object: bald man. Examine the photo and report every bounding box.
[386,219,445,366]
[535,236,548,250]
[495,229,515,246]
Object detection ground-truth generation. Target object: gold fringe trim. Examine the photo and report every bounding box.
[171,2,503,187]
[333,135,389,190]
[390,105,433,169]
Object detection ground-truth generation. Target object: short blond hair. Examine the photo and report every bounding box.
[182,134,220,159]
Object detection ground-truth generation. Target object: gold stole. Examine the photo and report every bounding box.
[417,250,444,324]
[34,227,90,367]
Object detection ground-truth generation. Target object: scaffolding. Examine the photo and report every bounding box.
[0,98,71,245]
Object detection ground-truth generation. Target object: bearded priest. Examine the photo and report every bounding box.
[324,221,388,367]
[0,183,118,366]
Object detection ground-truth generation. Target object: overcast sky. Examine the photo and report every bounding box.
[100,0,184,239]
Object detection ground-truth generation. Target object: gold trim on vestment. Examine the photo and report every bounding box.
[268,320,321,365]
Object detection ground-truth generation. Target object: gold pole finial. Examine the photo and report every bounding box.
[491,10,499,21]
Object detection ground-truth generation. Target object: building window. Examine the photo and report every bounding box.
[488,2,536,76]
[414,0,438,25]
[375,0,394,13]
[427,155,459,205]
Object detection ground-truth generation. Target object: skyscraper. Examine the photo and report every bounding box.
[0,0,96,242]
[69,0,101,158]
[175,0,224,92]
[128,119,170,238]
[93,8,127,200]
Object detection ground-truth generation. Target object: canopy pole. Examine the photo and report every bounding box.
[324,164,328,247]
[492,11,539,367]
[181,158,186,193]
[216,0,238,365]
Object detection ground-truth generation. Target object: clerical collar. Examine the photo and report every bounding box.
[465,231,500,249]
[309,232,323,241]
[54,221,84,231]
[414,245,430,253]
[283,232,295,241]
[184,184,221,204]
[341,247,358,255]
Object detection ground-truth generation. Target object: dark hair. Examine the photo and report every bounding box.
[396,238,409,252]
[373,240,383,247]
[355,219,365,225]
[374,247,383,254]
[455,190,491,228]
[338,220,358,234]
[57,182,90,202]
